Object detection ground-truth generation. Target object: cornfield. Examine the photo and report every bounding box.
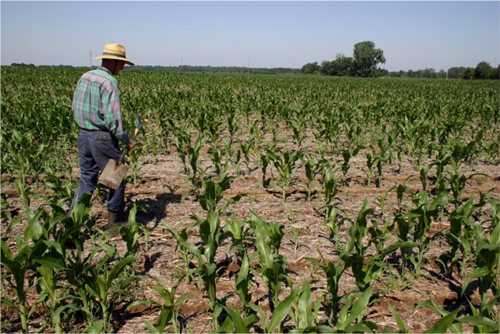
[1,66,499,333]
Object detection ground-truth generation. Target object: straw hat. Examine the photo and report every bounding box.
[94,43,134,66]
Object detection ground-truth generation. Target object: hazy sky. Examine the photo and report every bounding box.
[1,1,499,71]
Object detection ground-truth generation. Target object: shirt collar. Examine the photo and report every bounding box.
[98,66,113,76]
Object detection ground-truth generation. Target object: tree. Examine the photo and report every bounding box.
[422,68,437,78]
[301,62,321,75]
[321,60,336,76]
[490,65,500,80]
[352,41,386,77]
[475,61,493,79]
[463,68,475,80]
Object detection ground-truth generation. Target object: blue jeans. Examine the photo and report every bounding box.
[71,129,125,213]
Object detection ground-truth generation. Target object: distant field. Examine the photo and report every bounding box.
[1,67,499,333]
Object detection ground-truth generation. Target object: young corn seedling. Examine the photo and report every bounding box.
[302,155,322,201]
[306,247,345,325]
[44,165,77,207]
[446,196,477,277]
[209,147,228,177]
[406,189,449,277]
[267,148,303,204]
[181,240,219,311]
[223,213,252,257]
[260,150,270,188]
[325,205,350,251]
[163,223,195,284]
[396,175,413,213]
[35,261,78,334]
[413,300,463,333]
[171,123,192,174]
[250,285,300,333]
[341,144,364,186]
[289,279,324,333]
[363,152,377,187]
[116,203,141,258]
[250,210,289,311]
[447,161,487,209]
[187,135,207,186]
[462,221,500,320]
[234,251,258,315]
[78,248,139,332]
[342,199,418,291]
[126,277,188,334]
[218,305,259,333]
[459,299,500,333]
[1,214,49,333]
[319,165,341,221]
[124,142,144,187]
[376,185,396,221]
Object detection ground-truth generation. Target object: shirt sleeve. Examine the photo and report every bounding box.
[101,85,131,145]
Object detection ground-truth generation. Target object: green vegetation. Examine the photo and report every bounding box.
[1,66,499,333]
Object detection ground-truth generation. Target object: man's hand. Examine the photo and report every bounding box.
[127,140,135,150]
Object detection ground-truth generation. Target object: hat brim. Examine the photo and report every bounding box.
[94,55,134,66]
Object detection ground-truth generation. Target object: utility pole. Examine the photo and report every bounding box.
[248,61,250,74]
[446,68,449,80]
[181,57,183,72]
[89,51,92,68]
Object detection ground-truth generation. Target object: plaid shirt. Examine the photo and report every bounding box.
[72,67,131,145]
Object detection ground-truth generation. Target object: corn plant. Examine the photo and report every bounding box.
[218,305,259,333]
[341,144,363,186]
[223,213,252,258]
[302,155,322,201]
[462,222,500,320]
[1,217,47,333]
[363,152,377,187]
[266,148,302,203]
[35,262,78,333]
[184,134,206,186]
[447,161,487,208]
[250,285,299,333]
[181,241,219,311]
[163,223,195,284]
[44,165,77,207]
[325,206,350,251]
[319,165,341,222]
[306,248,345,324]
[375,185,396,223]
[171,122,192,174]
[460,299,500,333]
[406,190,449,277]
[234,251,256,315]
[77,249,138,332]
[126,277,188,334]
[260,150,271,188]
[446,196,477,277]
[117,203,141,258]
[414,300,462,333]
[289,279,323,332]
[250,210,289,311]
[396,175,413,213]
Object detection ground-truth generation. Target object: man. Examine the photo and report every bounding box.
[71,43,135,229]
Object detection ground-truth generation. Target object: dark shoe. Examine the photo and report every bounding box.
[107,210,127,230]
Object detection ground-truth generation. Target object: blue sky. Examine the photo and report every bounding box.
[1,1,499,71]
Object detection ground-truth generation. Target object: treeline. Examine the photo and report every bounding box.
[386,62,500,79]
[126,65,298,74]
[303,58,500,80]
[8,63,299,74]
